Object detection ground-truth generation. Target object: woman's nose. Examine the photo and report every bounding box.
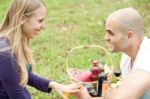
[41,23,45,30]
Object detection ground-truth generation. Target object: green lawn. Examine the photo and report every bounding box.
[0,0,150,99]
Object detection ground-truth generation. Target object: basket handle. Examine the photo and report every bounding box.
[65,45,114,74]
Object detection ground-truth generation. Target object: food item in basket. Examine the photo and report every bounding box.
[75,71,93,82]
[102,81,109,94]
[68,68,93,82]
[63,93,70,97]
[110,75,118,83]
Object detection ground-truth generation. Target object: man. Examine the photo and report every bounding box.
[75,7,150,99]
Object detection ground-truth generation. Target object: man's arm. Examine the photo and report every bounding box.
[104,70,150,99]
[74,69,150,99]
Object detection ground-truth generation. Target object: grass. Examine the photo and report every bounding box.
[1,0,150,99]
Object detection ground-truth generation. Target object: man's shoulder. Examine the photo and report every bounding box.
[142,37,150,47]
[133,37,150,73]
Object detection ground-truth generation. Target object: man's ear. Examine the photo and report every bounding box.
[127,31,134,39]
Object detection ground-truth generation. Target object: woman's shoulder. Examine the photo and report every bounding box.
[0,38,17,70]
[0,36,11,53]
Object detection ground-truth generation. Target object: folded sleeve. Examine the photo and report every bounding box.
[0,52,31,99]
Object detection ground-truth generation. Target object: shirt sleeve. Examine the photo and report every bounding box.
[132,38,150,73]
[0,52,30,99]
[133,43,150,73]
[27,71,52,93]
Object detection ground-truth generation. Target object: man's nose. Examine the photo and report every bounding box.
[104,33,109,41]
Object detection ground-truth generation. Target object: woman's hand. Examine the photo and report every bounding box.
[49,81,82,99]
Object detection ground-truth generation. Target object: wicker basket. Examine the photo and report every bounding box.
[65,45,114,84]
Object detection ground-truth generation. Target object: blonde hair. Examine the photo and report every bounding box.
[0,0,45,86]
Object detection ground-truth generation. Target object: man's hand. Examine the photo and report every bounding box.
[73,86,92,99]
[73,86,103,99]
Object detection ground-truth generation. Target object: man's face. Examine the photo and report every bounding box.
[104,18,127,52]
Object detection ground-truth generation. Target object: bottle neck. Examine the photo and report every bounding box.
[92,61,98,67]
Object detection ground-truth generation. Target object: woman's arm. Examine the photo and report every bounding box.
[28,69,82,99]
[0,52,31,99]
[27,71,52,93]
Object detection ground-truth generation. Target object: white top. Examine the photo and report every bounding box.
[120,37,150,99]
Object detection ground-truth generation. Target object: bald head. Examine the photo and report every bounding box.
[106,7,144,38]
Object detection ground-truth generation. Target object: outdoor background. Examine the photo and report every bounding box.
[0,0,150,99]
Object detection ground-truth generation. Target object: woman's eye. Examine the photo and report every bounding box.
[38,18,44,23]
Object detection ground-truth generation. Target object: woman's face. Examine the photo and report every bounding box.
[22,5,46,39]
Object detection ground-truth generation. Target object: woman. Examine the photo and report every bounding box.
[0,0,82,99]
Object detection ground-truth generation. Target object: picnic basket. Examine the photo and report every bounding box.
[65,45,114,96]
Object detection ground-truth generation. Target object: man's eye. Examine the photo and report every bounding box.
[109,32,114,36]
[108,31,115,36]
[106,30,115,36]
[39,19,44,22]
